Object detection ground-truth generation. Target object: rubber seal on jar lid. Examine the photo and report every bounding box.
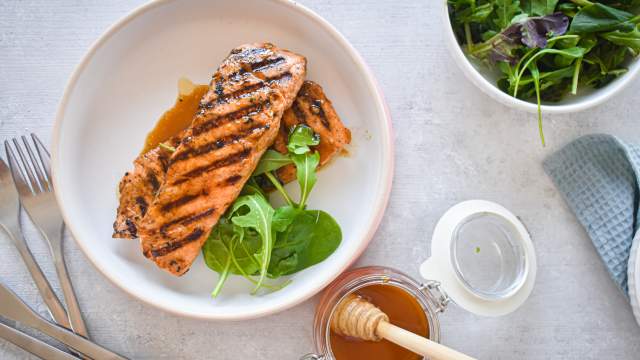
[419,200,536,317]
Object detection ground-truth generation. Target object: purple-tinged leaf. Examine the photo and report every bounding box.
[521,13,570,48]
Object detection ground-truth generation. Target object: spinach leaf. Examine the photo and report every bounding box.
[253,150,293,176]
[202,221,262,297]
[601,28,640,50]
[272,205,301,232]
[570,3,637,34]
[202,221,237,297]
[291,151,320,209]
[269,210,342,277]
[287,125,320,155]
[495,0,522,29]
[521,0,559,17]
[229,194,275,294]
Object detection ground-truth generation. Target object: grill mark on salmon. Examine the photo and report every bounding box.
[125,219,137,238]
[150,228,205,258]
[205,83,267,106]
[171,123,268,165]
[224,174,242,185]
[160,193,199,212]
[311,99,331,130]
[252,57,285,72]
[135,196,148,217]
[159,208,216,237]
[210,71,292,106]
[192,101,270,136]
[176,147,252,182]
[291,101,306,124]
[147,173,160,193]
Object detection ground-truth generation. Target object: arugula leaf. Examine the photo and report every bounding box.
[158,142,176,152]
[558,2,578,17]
[253,149,293,176]
[495,0,521,29]
[601,28,640,51]
[287,125,320,155]
[291,151,320,209]
[570,3,637,34]
[269,210,342,277]
[514,47,586,97]
[527,61,545,145]
[229,194,275,294]
[521,0,559,17]
[457,2,495,23]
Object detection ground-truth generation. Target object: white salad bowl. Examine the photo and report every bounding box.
[440,0,640,114]
[52,0,393,320]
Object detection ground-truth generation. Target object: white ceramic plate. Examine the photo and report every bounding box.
[52,0,393,320]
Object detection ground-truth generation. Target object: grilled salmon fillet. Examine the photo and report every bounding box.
[271,81,351,184]
[113,81,350,240]
[136,43,306,275]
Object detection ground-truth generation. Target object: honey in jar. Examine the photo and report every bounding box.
[329,284,429,360]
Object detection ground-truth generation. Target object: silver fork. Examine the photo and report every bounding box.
[5,134,89,338]
[0,156,70,330]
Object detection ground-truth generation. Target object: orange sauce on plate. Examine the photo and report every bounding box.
[141,78,209,153]
[329,284,429,360]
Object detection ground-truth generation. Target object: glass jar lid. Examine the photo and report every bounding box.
[420,200,537,316]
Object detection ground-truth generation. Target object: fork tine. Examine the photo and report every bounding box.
[11,138,41,193]
[4,141,34,196]
[22,136,49,192]
[31,134,52,189]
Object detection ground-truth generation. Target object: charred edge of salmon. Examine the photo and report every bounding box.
[292,82,333,130]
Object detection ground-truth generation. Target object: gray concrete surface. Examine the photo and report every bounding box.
[1,1,640,359]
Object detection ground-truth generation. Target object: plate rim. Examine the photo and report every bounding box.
[50,0,395,320]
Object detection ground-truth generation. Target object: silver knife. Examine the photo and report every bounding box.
[0,322,76,360]
[0,283,127,360]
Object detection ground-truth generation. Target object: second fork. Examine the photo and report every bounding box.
[5,134,89,338]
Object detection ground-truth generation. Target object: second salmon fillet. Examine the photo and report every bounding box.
[138,43,306,276]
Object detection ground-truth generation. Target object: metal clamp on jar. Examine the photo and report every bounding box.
[302,200,537,360]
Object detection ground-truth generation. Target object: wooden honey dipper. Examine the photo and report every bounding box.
[331,294,476,360]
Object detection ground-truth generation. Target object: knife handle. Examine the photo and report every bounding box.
[32,311,127,360]
[9,229,71,329]
[0,322,76,360]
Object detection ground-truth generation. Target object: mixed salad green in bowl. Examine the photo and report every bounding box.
[444,0,640,143]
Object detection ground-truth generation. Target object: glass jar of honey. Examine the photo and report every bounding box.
[304,266,448,360]
[301,200,537,360]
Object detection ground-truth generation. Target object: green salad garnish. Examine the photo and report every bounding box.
[449,0,640,144]
[202,125,341,297]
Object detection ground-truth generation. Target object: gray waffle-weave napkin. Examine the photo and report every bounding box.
[544,134,640,296]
